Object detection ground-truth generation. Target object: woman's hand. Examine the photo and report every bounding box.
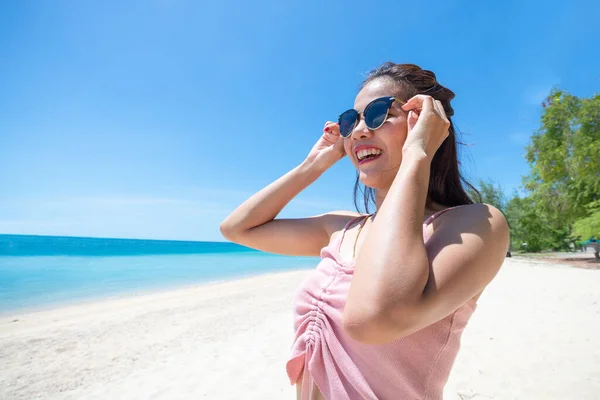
[401,95,450,161]
[305,121,346,171]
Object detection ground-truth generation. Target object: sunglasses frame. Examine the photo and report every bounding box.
[338,96,404,138]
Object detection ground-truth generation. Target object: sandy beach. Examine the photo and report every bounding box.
[1,258,599,400]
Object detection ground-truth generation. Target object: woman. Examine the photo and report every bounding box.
[220,62,509,399]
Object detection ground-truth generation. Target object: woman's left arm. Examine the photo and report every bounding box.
[342,96,509,344]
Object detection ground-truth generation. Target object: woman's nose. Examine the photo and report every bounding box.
[351,117,372,139]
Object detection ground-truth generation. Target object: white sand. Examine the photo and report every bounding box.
[444,259,600,399]
[1,260,599,399]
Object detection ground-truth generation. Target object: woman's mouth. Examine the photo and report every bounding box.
[356,148,383,165]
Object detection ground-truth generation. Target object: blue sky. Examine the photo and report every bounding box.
[1,0,598,241]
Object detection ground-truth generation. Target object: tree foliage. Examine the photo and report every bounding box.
[491,89,599,252]
[467,179,506,210]
[525,90,600,224]
[573,201,600,240]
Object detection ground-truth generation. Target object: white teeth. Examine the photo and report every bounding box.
[356,148,382,161]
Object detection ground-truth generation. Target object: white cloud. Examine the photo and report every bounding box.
[159,185,349,214]
[0,195,227,240]
[0,190,346,241]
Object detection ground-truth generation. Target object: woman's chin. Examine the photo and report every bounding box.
[358,170,396,190]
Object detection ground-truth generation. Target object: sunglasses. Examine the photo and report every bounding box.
[338,96,403,138]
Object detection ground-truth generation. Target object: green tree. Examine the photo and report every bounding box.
[469,179,514,255]
[467,90,598,253]
[467,179,506,211]
[505,194,571,252]
[573,201,600,239]
[525,89,600,226]
[519,89,600,250]
[479,179,506,212]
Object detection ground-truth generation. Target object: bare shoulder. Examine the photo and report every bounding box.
[441,203,506,223]
[430,203,509,251]
[321,210,363,237]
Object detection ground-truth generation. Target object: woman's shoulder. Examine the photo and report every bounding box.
[448,202,505,219]
[430,203,508,239]
[320,210,365,237]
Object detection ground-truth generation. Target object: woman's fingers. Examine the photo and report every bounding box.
[321,121,341,145]
[433,100,449,122]
[403,96,450,131]
[401,95,436,113]
[407,110,419,131]
[323,121,340,135]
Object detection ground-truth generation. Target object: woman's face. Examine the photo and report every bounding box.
[343,78,409,190]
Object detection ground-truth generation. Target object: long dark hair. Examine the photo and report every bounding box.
[354,62,479,213]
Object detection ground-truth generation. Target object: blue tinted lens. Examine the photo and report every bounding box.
[364,99,390,130]
[339,110,358,137]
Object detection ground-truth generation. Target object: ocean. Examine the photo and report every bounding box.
[0,234,318,314]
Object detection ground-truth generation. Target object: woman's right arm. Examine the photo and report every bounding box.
[220,122,350,257]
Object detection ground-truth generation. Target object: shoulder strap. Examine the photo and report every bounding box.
[423,205,471,240]
[423,207,456,226]
[337,215,369,252]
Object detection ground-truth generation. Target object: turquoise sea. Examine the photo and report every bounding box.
[0,234,318,314]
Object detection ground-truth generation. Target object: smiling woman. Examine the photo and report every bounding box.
[220,62,509,400]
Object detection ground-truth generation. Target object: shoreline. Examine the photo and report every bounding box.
[0,268,313,321]
[0,266,315,318]
[1,269,311,399]
[1,260,599,399]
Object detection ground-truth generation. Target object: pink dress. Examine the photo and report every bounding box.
[286,209,477,399]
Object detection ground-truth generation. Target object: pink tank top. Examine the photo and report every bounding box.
[286,208,477,399]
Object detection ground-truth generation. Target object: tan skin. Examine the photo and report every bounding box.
[221,78,509,398]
